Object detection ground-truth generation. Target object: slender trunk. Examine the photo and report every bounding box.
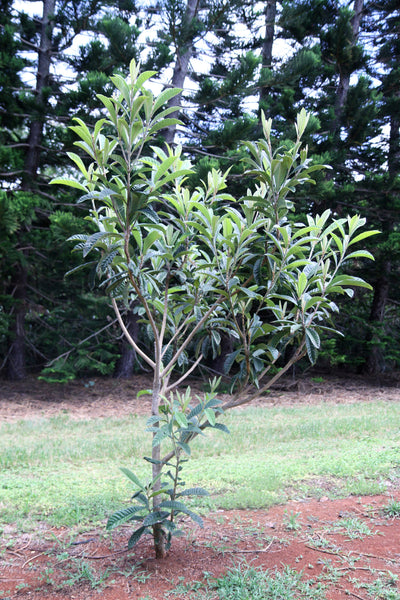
[6,265,27,380]
[364,106,399,374]
[151,348,166,558]
[330,0,364,142]
[163,0,200,146]
[22,0,55,187]
[9,0,55,380]
[365,260,391,374]
[113,303,139,378]
[259,0,276,110]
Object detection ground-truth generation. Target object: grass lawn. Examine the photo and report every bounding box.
[1,400,400,530]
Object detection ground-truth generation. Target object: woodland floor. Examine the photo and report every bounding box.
[1,372,400,600]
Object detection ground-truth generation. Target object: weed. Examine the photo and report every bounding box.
[64,559,111,589]
[284,510,302,531]
[382,497,400,517]
[317,559,342,583]
[354,574,400,600]
[339,517,374,540]
[38,564,57,586]
[209,562,327,599]
[165,576,204,596]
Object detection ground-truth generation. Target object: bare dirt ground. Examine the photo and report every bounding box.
[1,373,400,600]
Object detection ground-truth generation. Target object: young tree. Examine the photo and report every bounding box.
[55,61,376,558]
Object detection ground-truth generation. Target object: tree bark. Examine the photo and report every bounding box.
[259,0,276,109]
[364,101,399,374]
[6,264,27,380]
[113,303,139,378]
[330,0,364,142]
[22,0,55,187]
[163,0,200,146]
[7,0,55,380]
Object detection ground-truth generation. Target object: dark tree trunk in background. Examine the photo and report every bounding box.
[6,265,27,380]
[365,260,391,374]
[163,0,200,146]
[114,304,140,378]
[330,0,364,142]
[365,104,399,374]
[6,0,55,380]
[259,0,276,108]
[23,0,55,187]
[209,333,233,376]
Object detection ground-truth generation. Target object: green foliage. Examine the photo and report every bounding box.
[106,380,228,550]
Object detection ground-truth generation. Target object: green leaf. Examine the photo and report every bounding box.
[120,467,144,490]
[128,526,148,549]
[348,230,380,246]
[204,408,216,426]
[50,178,88,191]
[138,388,152,398]
[211,422,230,434]
[158,499,188,511]
[305,334,318,364]
[306,328,320,349]
[177,487,209,497]
[106,505,144,530]
[143,511,169,526]
[153,87,181,112]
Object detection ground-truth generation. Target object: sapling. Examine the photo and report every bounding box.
[52,60,377,558]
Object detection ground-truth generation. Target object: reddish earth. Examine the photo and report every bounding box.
[1,373,400,599]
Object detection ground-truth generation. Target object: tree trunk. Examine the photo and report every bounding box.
[365,261,391,374]
[163,0,200,146]
[113,303,139,378]
[151,368,167,558]
[22,0,55,187]
[209,332,233,375]
[259,0,276,109]
[364,101,399,374]
[330,0,364,142]
[6,265,27,380]
[7,0,55,380]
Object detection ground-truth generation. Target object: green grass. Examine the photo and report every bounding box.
[166,562,327,599]
[1,400,400,529]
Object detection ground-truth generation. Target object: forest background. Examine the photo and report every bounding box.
[0,0,399,383]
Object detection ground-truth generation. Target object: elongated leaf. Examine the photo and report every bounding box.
[177,441,191,455]
[306,328,320,349]
[142,510,169,527]
[305,333,318,364]
[177,487,210,497]
[50,178,87,191]
[106,505,144,530]
[120,467,144,490]
[212,422,230,434]
[159,500,188,512]
[128,526,148,549]
[153,88,181,112]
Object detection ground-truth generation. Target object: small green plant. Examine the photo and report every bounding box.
[210,562,326,599]
[339,516,374,540]
[284,510,302,531]
[38,565,57,586]
[355,574,400,600]
[64,559,111,589]
[382,497,400,517]
[107,382,228,552]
